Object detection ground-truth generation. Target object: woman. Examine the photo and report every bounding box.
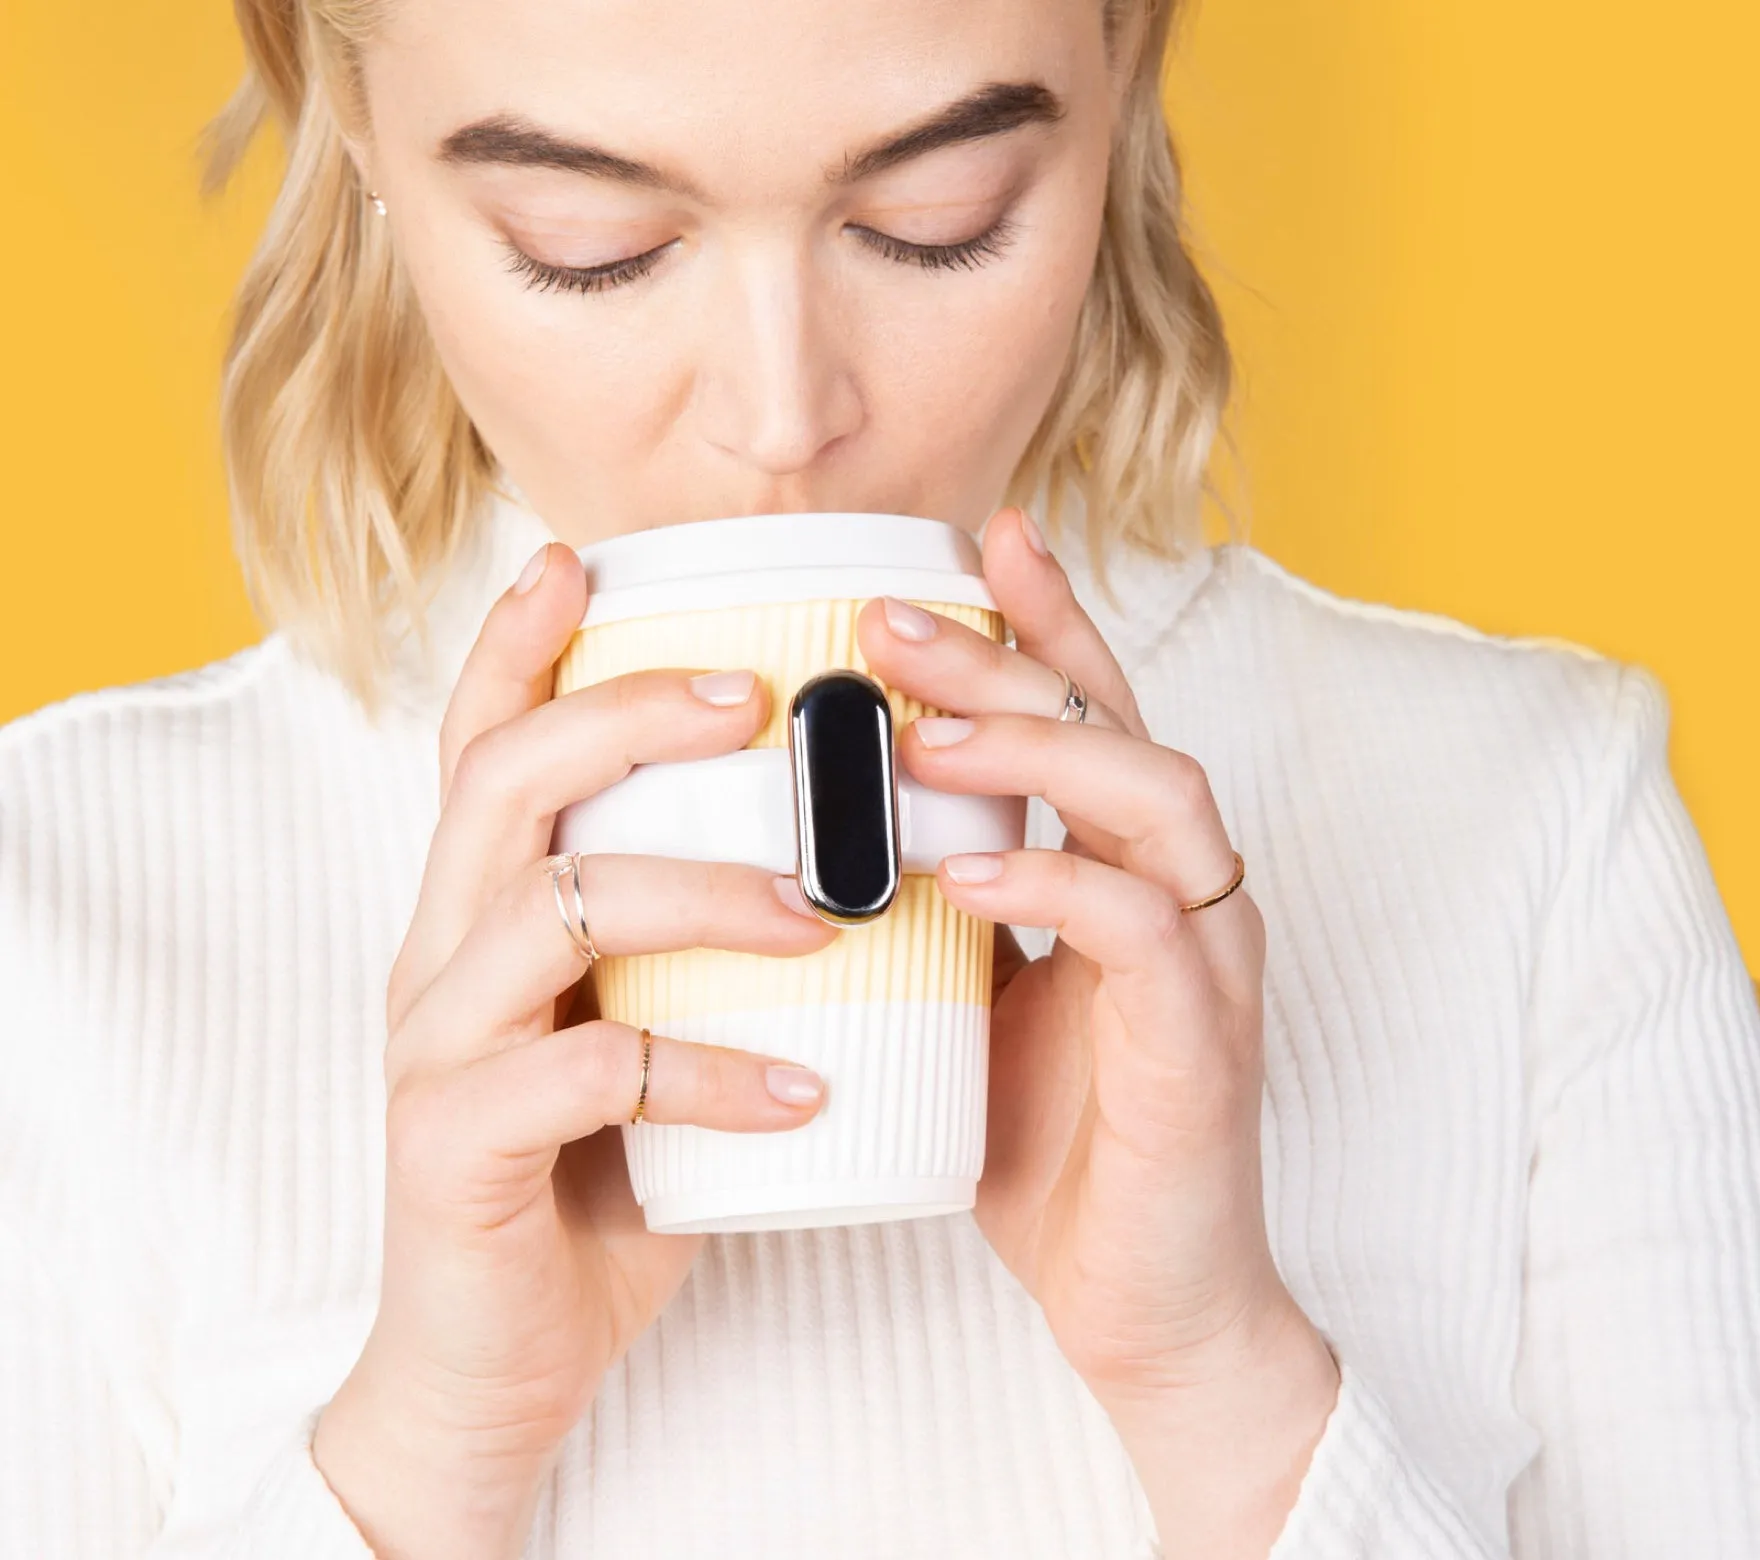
[1,0,1756,1554]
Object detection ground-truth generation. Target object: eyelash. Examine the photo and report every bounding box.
[500,213,1021,296]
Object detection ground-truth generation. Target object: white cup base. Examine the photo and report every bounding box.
[640,1175,977,1234]
[618,999,989,1235]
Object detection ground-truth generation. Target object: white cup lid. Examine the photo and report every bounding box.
[573,512,998,624]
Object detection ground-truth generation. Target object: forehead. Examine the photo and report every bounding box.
[367,0,1091,182]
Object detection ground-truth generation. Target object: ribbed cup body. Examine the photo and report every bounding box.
[553,594,1006,1232]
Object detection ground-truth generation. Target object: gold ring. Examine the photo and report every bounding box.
[1179,850,1246,913]
[630,1027,653,1123]
[542,852,601,964]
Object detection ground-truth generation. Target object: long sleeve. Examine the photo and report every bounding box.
[0,747,380,1560]
[1265,1358,1501,1556]
[204,1408,380,1560]
[0,1215,376,1560]
[0,1209,160,1556]
[1262,658,1760,1559]
[1504,662,1760,1554]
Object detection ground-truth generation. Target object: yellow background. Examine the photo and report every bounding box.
[1,2,1754,972]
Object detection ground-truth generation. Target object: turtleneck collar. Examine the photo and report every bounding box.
[381,471,1218,724]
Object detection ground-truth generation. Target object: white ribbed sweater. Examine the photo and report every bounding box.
[3,489,1758,1559]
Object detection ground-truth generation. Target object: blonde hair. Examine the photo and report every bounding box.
[201,0,1240,719]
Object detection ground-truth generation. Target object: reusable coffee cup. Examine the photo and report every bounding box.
[548,512,1027,1234]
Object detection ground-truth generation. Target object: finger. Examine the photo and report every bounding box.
[908,702,1125,868]
[394,665,771,1021]
[391,537,584,1019]
[854,591,1128,734]
[938,844,1262,1019]
[390,1020,829,1216]
[902,712,1239,905]
[394,855,838,1074]
[437,541,587,807]
[979,506,1151,739]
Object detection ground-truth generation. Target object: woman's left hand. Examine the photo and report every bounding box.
[856,507,1340,1556]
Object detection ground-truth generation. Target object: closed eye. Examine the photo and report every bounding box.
[500,237,680,295]
[500,213,1021,296]
[849,214,1020,273]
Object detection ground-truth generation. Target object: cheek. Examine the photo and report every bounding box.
[878,193,1102,450]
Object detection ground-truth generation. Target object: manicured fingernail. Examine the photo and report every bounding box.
[1017,510,1049,556]
[944,852,1005,884]
[766,1064,825,1105]
[772,875,821,917]
[689,669,756,706]
[914,716,974,748]
[882,596,936,642]
[513,544,549,594]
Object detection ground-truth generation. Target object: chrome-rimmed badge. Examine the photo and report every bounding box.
[787,669,902,925]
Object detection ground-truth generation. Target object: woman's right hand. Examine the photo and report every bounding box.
[311,541,840,1560]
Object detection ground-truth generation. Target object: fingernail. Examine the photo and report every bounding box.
[512,544,550,594]
[882,596,936,642]
[772,875,821,918]
[766,1063,825,1105]
[944,852,1005,884]
[914,716,974,748]
[690,669,757,706]
[1017,510,1049,556]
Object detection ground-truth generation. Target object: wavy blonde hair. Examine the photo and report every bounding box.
[201,0,1240,718]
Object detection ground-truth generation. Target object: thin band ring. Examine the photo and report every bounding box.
[631,1027,653,1123]
[1179,850,1247,913]
[542,852,602,965]
[1054,668,1088,724]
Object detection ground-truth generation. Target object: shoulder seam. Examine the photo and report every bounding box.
[1227,545,1615,664]
[0,633,290,755]
[1516,658,1668,1129]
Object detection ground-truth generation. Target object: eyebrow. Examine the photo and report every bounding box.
[434,79,1066,200]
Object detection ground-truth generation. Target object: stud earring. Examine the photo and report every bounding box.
[367,190,387,217]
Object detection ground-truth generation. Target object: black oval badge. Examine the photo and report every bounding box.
[787,669,902,924]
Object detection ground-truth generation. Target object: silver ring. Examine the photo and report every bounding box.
[542,852,602,965]
[1055,668,1088,724]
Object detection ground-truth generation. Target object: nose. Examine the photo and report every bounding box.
[694,243,864,476]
